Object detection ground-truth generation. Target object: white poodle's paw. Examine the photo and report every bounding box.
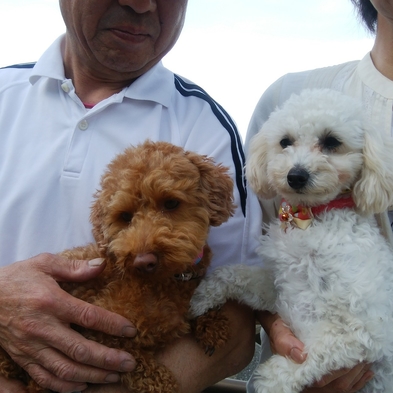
[189,265,275,317]
[252,355,304,393]
[189,272,228,317]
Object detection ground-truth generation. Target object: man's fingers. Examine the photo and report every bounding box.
[45,328,136,373]
[24,362,88,393]
[55,295,136,338]
[0,254,137,389]
[8,326,135,389]
[2,287,136,369]
[31,253,136,338]
[21,253,137,338]
[31,253,105,283]
[30,345,123,383]
[10,322,137,375]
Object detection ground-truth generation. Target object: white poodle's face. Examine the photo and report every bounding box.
[265,122,364,207]
[248,90,366,207]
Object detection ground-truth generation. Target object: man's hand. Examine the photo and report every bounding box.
[0,253,137,393]
[256,311,374,393]
[52,301,256,393]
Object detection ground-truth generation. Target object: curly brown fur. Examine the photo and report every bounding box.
[0,140,235,392]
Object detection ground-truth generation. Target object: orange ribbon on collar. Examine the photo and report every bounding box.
[279,194,356,231]
[279,200,313,230]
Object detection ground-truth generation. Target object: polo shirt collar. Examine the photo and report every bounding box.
[123,60,173,108]
[29,35,66,85]
[29,34,173,108]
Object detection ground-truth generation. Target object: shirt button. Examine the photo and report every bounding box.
[79,120,89,130]
[61,83,70,93]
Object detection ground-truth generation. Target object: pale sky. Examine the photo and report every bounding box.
[0,0,374,138]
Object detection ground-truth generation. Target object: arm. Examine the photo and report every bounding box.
[81,301,256,393]
[0,254,137,392]
[257,311,374,392]
[159,301,256,393]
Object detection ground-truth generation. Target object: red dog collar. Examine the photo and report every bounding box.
[279,194,355,230]
[174,248,205,281]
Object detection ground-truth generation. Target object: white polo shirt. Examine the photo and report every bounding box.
[0,35,262,271]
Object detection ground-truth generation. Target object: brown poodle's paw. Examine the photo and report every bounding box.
[192,308,230,356]
[121,355,179,393]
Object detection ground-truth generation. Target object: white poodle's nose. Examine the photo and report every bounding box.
[133,253,158,273]
[287,167,310,190]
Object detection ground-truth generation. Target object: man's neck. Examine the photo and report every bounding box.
[371,15,393,81]
[64,61,138,105]
[63,42,138,105]
[73,73,133,105]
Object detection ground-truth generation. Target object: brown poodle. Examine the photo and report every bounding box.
[0,140,235,392]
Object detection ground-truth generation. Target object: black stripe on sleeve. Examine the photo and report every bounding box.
[174,74,247,216]
[1,62,36,69]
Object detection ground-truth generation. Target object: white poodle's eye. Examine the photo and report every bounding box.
[280,138,293,149]
[322,136,342,151]
[120,211,133,223]
[163,199,180,211]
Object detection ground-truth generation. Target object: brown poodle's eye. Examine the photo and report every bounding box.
[163,200,180,211]
[280,138,292,149]
[322,135,342,151]
[120,212,133,223]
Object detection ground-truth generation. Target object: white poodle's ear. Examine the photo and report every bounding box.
[246,130,277,199]
[353,127,393,214]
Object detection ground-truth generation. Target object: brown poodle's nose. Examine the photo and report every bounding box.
[133,253,158,273]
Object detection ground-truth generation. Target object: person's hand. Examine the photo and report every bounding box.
[256,311,374,392]
[0,253,137,393]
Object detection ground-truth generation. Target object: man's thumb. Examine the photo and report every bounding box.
[34,253,106,282]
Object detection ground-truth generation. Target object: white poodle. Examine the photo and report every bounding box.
[190,89,393,392]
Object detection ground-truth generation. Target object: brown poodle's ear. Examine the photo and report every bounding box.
[186,152,236,226]
[246,130,277,200]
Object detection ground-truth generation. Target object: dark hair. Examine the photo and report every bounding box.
[350,0,378,33]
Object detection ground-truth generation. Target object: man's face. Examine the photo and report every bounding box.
[60,0,187,77]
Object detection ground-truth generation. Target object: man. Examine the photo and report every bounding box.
[0,1,261,392]
[0,1,353,392]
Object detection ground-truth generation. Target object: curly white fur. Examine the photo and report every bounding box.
[191,89,393,392]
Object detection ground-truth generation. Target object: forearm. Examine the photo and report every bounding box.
[158,300,256,393]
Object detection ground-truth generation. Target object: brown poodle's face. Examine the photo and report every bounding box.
[91,141,234,279]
